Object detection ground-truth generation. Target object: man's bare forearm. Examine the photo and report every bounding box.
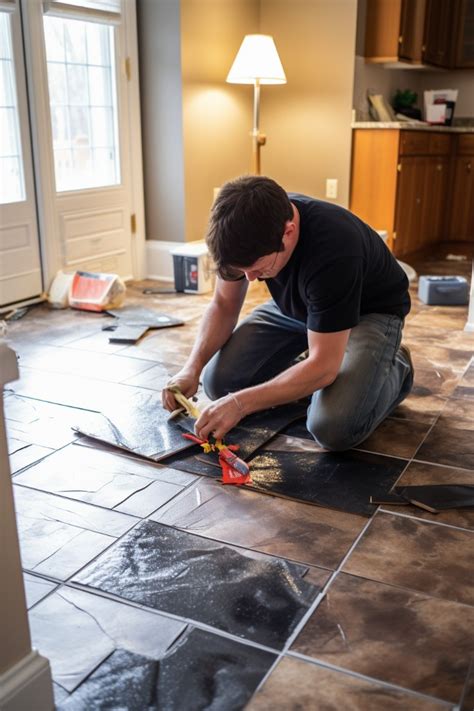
[182,301,239,376]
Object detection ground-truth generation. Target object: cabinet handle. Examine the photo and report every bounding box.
[398,35,403,44]
[416,197,421,204]
[467,162,472,172]
[397,163,402,172]
[436,164,443,171]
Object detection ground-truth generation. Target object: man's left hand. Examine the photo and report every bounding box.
[194,395,243,441]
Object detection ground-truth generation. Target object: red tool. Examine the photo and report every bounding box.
[182,434,251,485]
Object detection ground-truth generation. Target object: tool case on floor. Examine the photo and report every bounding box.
[418,276,469,305]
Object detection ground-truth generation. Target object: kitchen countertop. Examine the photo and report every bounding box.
[352,121,474,132]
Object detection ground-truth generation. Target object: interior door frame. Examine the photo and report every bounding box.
[20,0,145,291]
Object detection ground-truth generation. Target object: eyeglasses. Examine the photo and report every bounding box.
[217,243,283,282]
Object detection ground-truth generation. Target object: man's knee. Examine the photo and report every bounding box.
[306,412,360,452]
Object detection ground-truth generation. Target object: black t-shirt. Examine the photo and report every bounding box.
[265,194,411,333]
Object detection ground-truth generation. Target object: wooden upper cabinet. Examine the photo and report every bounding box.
[423,0,474,68]
[364,0,403,62]
[365,0,474,67]
[399,0,427,61]
[364,0,425,63]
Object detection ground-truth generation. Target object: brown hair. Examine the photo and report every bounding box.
[206,175,293,280]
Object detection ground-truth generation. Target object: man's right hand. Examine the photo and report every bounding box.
[162,369,201,412]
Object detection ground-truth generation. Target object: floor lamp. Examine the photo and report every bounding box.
[226,35,286,175]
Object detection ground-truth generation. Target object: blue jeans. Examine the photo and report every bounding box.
[203,300,413,451]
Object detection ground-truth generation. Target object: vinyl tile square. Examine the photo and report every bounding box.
[248,657,450,710]
[14,485,137,580]
[151,477,366,569]
[343,512,474,605]
[115,479,184,517]
[9,444,54,475]
[73,519,320,649]
[415,424,474,470]
[291,573,474,703]
[383,460,474,530]
[121,362,181,390]
[53,628,275,710]
[245,449,408,516]
[29,586,185,693]
[14,443,190,509]
[23,572,57,609]
[355,417,431,459]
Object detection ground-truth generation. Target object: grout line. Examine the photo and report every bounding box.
[254,513,375,693]
[410,457,474,474]
[286,652,452,707]
[378,507,474,534]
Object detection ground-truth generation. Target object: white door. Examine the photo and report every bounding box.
[0,1,43,307]
[23,0,141,286]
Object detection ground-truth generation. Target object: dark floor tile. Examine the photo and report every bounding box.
[409,365,461,399]
[151,477,366,569]
[17,343,155,383]
[390,391,447,425]
[74,519,320,649]
[122,361,181,390]
[292,573,474,703]
[14,485,136,579]
[14,443,190,510]
[248,657,450,710]
[452,359,474,401]
[9,444,54,475]
[23,572,57,608]
[384,460,474,530]
[29,586,185,693]
[245,449,407,516]
[416,424,474,470]
[343,512,474,605]
[55,629,275,711]
[356,418,431,459]
[5,395,94,450]
[409,307,470,331]
[436,398,474,430]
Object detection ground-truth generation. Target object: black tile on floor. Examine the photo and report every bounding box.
[14,485,137,580]
[73,519,320,649]
[29,586,185,693]
[244,449,408,516]
[151,477,366,570]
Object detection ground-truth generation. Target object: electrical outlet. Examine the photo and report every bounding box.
[326,178,338,199]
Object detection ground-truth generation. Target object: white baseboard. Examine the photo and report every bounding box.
[145,240,177,282]
[0,650,54,711]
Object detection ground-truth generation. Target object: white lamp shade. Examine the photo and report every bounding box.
[226,34,286,85]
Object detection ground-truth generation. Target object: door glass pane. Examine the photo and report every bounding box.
[43,15,120,192]
[0,12,25,205]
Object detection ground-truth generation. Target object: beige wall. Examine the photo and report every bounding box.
[181,0,259,243]
[259,0,357,205]
[138,0,358,243]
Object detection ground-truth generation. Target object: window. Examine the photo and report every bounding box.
[0,11,25,205]
[43,15,120,192]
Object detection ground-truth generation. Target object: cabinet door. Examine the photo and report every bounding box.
[449,157,474,240]
[454,0,474,67]
[364,0,402,61]
[399,0,426,61]
[423,0,455,67]
[420,157,450,248]
[394,157,425,256]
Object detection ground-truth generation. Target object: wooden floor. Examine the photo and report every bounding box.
[3,242,474,710]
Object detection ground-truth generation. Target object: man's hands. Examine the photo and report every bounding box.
[194,394,244,441]
[162,368,201,412]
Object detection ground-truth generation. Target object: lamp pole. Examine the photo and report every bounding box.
[251,79,266,175]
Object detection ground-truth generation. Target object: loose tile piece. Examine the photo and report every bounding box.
[14,443,190,510]
[29,586,185,693]
[74,519,320,649]
[343,512,474,605]
[244,449,407,516]
[14,485,136,580]
[23,572,57,608]
[248,657,450,710]
[292,573,474,702]
[400,484,474,512]
[151,477,366,569]
[383,460,474,529]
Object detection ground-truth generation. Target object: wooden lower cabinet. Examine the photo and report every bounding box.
[350,129,470,257]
